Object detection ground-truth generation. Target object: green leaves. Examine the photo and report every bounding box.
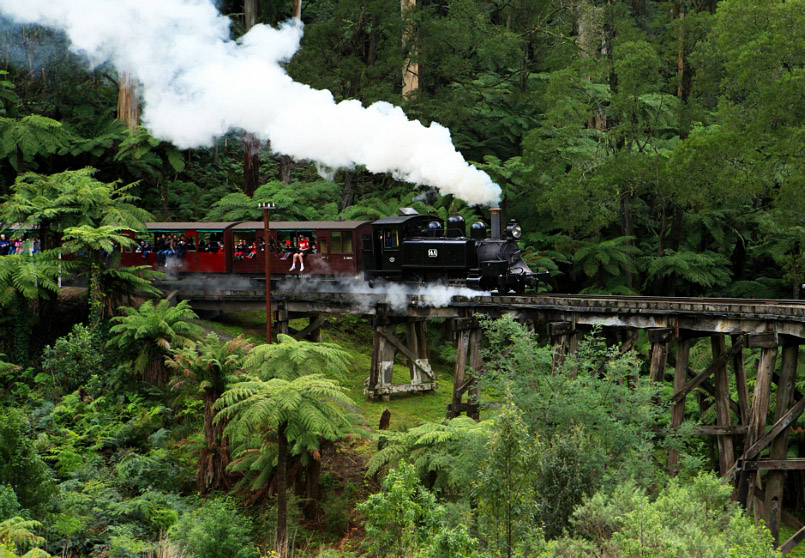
[108,300,201,385]
[114,127,186,175]
[0,114,70,172]
[645,249,731,290]
[243,333,352,382]
[358,461,477,558]
[216,374,355,442]
[573,236,639,279]
[366,416,493,490]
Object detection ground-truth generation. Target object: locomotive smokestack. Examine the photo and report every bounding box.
[490,208,501,240]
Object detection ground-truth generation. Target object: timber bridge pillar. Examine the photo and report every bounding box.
[445,314,482,420]
[364,304,436,401]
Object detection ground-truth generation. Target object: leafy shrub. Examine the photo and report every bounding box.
[41,323,104,394]
[535,425,604,539]
[0,484,22,521]
[481,317,669,489]
[114,449,193,496]
[0,408,55,518]
[569,473,779,557]
[168,497,259,558]
[473,396,541,557]
[358,461,476,558]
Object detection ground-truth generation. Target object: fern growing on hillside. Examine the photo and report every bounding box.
[107,300,202,385]
[0,114,70,172]
[243,333,352,381]
[167,334,253,492]
[215,373,356,558]
[645,249,731,290]
[366,417,493,494]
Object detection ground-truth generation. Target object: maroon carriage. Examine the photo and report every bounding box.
[121,220,372,278]
[121,222,235,273]
[229,220,372,277]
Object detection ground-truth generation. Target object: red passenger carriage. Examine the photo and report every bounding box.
[120,220,372,278]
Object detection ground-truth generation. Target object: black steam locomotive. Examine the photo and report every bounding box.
[362,208,547,293]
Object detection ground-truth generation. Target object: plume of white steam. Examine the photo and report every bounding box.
[0,0,503,206]
[275,275,489,314]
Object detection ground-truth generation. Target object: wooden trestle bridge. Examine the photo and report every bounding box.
[166,282,805,552]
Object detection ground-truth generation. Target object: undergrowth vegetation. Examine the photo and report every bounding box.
[0,307,788,557]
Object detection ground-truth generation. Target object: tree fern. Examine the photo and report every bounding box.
[366,417,493,494]
[214,372,356,557]
[107,300,202,385]
[167,333,253,492]
[645,249,731,291]
[1,168,151,251]
[243,334,352,381]
[0,517,50,558]
[0,114,70,172]
[0,251,65,307]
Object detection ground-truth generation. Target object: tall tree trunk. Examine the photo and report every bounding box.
[673,2,685,99]
[340,171,355,211]
[620,191,634,289]
[242,0,261,197]
[279,155,293,184]
[117,72,139,130]
[401,0,418,98]
[276,421,289,558]
[201,391,231,493]
[242,133,260,197]
[244,0,258,29]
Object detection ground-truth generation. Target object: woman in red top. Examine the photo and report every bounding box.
[290,236,311,272]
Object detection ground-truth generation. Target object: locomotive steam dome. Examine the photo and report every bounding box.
[470,221,487,240]
[447,215,465,237]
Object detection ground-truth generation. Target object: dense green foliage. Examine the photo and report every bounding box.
[358,461,477,558]
[168,497,259,558]
[0,0,800,555]
[0,410,55,519]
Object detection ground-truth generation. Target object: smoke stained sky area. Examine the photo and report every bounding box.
[0,0,503,206]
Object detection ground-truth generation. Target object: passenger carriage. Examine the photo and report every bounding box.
[120,220,372,278]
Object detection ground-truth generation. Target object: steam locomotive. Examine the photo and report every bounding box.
[118,208,546,294]
[363,208,546,293]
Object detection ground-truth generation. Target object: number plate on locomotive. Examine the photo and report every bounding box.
[427,249,438,257]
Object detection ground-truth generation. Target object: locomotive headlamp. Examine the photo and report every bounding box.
[506,221,522,240]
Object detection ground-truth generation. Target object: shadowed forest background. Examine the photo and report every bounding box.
[0,0,802,557]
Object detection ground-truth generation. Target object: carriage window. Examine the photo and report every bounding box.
[382,229,398,249]
[187,237,197,251]
[329,231,354,253]
[197,232,223,253]
[277,231,295,251]
[319,237,329,254]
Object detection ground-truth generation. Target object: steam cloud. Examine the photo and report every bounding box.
[275,275,489,313]
[0,0,503,206]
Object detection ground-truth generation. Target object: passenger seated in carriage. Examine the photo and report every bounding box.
[290,235,311,272]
